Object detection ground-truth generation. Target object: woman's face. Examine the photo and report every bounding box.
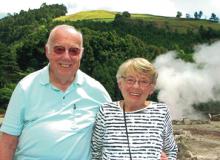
[118,72,154,107]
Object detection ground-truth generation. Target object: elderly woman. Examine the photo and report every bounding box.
[91,57,177,160]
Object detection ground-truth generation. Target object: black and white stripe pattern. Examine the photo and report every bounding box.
[91,101,177,160]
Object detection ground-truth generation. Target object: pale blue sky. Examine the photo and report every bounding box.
[0,0,220,19]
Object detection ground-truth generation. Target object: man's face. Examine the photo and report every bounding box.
[46,29,83,82]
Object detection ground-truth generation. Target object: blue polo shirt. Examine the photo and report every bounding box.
[0,65,111,160]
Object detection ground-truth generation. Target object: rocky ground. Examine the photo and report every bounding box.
[174,120,220,160]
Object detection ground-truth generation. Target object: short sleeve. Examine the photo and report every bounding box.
[0,83,26,136]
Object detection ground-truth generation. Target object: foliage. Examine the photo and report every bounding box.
[209,13,219,23]
[186,13,191,19]
[16,25,49,71]
[176,11,182,18]
[193,101,220,113]
[194,11,203,19]
[114,11,131,23]
[0,3,67,44]
[1,4,220,111]
[0,42,20,87]
[0,83,16,109]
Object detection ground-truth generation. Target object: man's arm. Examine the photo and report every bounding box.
[161,152,168,160]
[0,132,18,160]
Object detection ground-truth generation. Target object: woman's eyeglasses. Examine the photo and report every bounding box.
[121,76,151,87]
[53,46,81,56]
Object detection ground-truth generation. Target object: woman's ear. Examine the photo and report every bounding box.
[118,80,122,90]
[149,84,155,95]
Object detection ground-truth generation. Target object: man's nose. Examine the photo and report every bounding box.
[63,50,71,58]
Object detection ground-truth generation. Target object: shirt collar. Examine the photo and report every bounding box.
[74,69,84,86]
[39,64,50,85]
[40,64,84,86]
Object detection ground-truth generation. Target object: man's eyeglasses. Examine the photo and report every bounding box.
[121,76,151,87]
[53,46,81,56]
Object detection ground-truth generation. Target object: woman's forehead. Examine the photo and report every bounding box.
[125,71,150,78]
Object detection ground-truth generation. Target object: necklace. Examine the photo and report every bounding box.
[122,102,132,160]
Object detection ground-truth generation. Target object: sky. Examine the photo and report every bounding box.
[0,0,220,19]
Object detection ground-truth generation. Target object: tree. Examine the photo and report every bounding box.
[114,13,122,22]
[209,13,219,22]
[114,11,131,23]
[198,11,203,19]
[0,83,16,110]
[122,11,131,18]
[176,11,182,18]
[194,12,198,19]
[0,42,20,86]
[194,11,203,19]
[186,13,191,19]
[16,26,48,71]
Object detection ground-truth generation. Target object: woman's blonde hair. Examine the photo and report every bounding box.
[116,57,158,84]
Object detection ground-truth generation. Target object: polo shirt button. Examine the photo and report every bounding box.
[63,96,65,99]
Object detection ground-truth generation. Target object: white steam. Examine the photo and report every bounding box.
[154,41,220,120]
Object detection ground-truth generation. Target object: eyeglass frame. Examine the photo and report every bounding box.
[121,76,152,87]
[53,45,82,56]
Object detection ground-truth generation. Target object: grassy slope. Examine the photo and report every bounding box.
[131,13,220,33]
[55,10,117,21]
[55,10,220,33]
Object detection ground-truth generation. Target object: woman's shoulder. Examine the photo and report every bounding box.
[102,101,119,107]
[101,101,121,112]
[150,101,169,111]
[151,101,167,106]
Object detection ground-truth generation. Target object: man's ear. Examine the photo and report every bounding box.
[45,45,49,59]
[80,47,84,59]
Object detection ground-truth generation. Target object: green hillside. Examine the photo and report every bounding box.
[55,10,117,21]
[55,10,220,33]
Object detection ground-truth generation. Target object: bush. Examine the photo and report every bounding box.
[0,83,16,110]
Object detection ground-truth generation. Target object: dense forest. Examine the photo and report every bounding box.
[0,3,220,114]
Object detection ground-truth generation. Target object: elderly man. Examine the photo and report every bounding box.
[0,25,111,160]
